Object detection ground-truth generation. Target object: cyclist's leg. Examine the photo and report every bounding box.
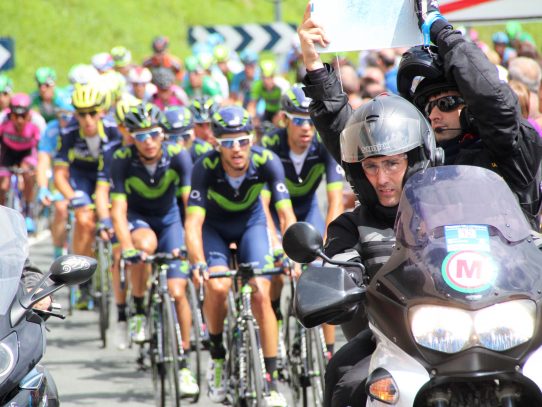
[51,194,68,258]
[69,172,96,257]
[21,150,37,219]
[0,141,14,205]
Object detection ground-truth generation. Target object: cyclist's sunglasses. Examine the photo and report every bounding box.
[286,113,313,127]
[77,110,99,118]
[132,128,163,142]
[424,95,464,116]
[167,132,192,142]
[10,110,29,119]
[217,135,252,149]
[59,112,74,122]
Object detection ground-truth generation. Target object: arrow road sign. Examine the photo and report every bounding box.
[188,23,297,54]
[0,38,14,71]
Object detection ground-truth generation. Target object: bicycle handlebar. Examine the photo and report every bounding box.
[208,265,284,279]
[144,250,188,264]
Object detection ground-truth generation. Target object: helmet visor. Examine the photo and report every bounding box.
[340,117,423,163]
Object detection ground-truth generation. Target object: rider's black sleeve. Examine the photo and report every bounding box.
[323,207,362,259]
[436,28,542,220]
[21,259,47,290]
[302,64,352,165]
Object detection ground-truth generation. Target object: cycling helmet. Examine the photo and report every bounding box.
[198,53,214,71]
[185,55,203,73]
[207,33,225,48]
[111,46,132,67]
[190,96,219,123]
[151,67,175,89]
[492,32,509,45]
[152,36,169,53]
[340,94,441,208]
[0,74,13,93]
[128,66,152,84]
[115,94,141,124]
[214,45,230,63]
[9,93,31,115]
[124,102,164,131]
[92,52,115,72]
[35,67,57,86]
[505,21,522,41]
[260,60,277,77]
[239,49,259,65]
[397,45,458,111]
[212,105,253,137]
[161,106,194,135]
[281,85,311,114]
[68,64,100,85]
[71,83,104,112]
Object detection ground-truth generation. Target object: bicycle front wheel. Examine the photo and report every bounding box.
[245,319,265,407]
[95,239,111,348]
[186,280,201,402]
[307,327,327,407]
[150,294,181,407]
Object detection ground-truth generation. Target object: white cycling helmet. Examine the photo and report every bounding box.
[128,66,153,84]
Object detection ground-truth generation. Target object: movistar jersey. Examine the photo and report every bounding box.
[110,142,192,216]
[189,138,214,163]
[54,117,121,174]
[261,128,343,217]
[97,139,124,185]
[187,145,291,220]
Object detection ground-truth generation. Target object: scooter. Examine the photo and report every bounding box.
[283,165,542,406]
[0,206,97,406]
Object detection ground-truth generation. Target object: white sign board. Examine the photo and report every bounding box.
[311,0,423,53]
[440,0,542,24]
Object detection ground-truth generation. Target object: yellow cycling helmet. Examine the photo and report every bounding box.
[71,83,104,112]
[115,94,141,125]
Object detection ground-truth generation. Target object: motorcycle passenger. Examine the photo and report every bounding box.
[109,103,198,395]
[184,105,296,406]
[396,0,542,229]
[53,83,122,309]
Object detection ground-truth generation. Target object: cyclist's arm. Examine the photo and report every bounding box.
[94,182,111,222]
[53,165,74,200]
[111,197,133,251]
[260,188,282,250]
[36,152,51,189]
[185,209,206,264]
[324,152,345,240]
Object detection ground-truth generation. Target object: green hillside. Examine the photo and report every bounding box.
[1,1,541,93]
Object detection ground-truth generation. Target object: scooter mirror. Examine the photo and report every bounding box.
[294,265,365,328]
[282,222,323,264]
[49,255,97,286]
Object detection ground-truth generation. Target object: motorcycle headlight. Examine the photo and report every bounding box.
[410,300,536,354]
[475,300,535,351]
[0,332,18,383]
[410,305,472,353]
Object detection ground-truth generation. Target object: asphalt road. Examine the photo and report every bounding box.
[29,230,345,406]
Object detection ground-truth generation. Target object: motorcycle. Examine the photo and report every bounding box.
[283,165,542,406]
[0,206,97,406]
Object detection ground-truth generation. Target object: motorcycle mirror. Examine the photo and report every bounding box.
[282,222,324,264]
[49,255,97,286]
[294,265,366,328]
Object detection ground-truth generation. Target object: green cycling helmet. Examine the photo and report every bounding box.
[260,60,277,78]
[0,74,13,93]
[35,67,57,86]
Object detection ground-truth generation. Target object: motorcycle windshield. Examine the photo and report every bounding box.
[387,166,541,303]
[396,165,532,248]
[0,207,28,315]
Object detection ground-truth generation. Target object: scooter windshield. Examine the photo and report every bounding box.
[0,207,28,315]
[396,165,532,248]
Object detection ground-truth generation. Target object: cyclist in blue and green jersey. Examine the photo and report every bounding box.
[94,96,139,350]
[53,83,122,309]
[110,103,198,395]
[36,99,75,259]
[188,96,219,162]
[183,55,223,101]
[185,105,295,406]
[30,67,69,123]
[230,49,260,108]
[261,85,344,359]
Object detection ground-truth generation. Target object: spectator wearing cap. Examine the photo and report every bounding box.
[143,35,183,80]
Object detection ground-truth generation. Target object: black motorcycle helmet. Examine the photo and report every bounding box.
[340,93,442,212]
[397,45,458,112]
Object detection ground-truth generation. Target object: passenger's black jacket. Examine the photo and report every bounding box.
[303,28,542,228]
